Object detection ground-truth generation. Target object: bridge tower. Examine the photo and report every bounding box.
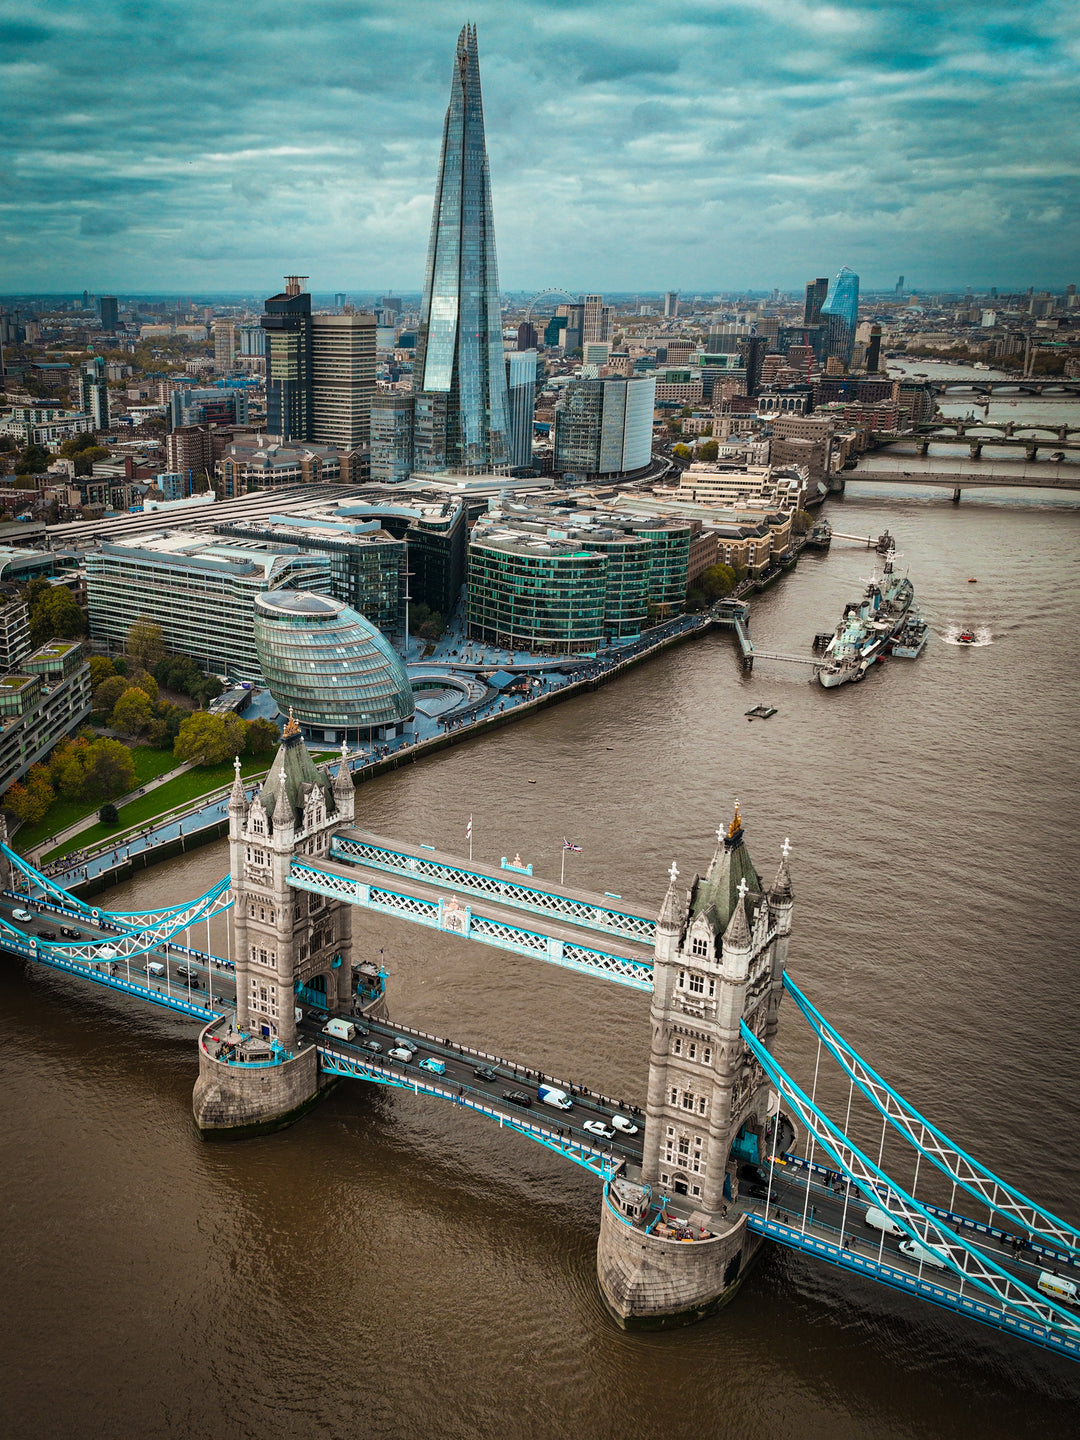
[192,720,358,1136]
[597,805,793,1326]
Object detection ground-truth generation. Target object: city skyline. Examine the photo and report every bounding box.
[1,1,1077,294]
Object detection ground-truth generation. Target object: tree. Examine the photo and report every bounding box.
[792,508,814,535]
[246,717,280,755]
[127,668,159,704]
[93,674,130,714]
[81,739,136,800]
[173,711,235,766]
[14,443,51,475]
[126,619,166,671]
[3,764,54,824]
[70,445,110,477]
[697,439,719,462]
[700,563,737,601]
[28,587,86,646]
[88,655,116,689]
[59,432,102,458]
[111,686,154,736]
[672,443,692,460]
[98,802,119,826]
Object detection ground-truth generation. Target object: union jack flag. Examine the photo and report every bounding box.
[563,838,582,852]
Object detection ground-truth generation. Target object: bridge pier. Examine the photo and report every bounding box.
[597,1182,765,1327]
[1026,443,1039,461]
[952,487,962,504]
[968,441,982,460]
[917,441,929,458]
[192,1018,325,1137]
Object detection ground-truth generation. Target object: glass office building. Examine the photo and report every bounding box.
[553,376,656,480]
[414,24,510,473]
[253,592,414,741]
[820,266,860,368]
[468,536,608,654]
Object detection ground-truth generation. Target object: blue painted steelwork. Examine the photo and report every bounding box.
[0,923,228,1022]
[745,1214,1080,1363]
[740,1020,1080,1348]
[783,975,1080,1257]
[328,833,656,946]
[289,859,654,991]
[315,1042,622,1181]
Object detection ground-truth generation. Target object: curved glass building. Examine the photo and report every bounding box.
[820,266,860,368]
[253,591,414,742]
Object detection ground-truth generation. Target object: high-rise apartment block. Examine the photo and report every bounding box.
[820,266,860,369]
[506,350,537,471]
[213,319,237,373]
[79,357,109,430]
[370,394,416,484]
[413,25,510,473]
[583,294,613,345]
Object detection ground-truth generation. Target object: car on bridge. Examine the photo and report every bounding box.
[37,930,57,941]
[11,909,32,922]
[473,1065,498,1082]
[60,927,82,940]
[584,1120,615,1139]
[388,1046,416,1062]
[418,1057,446,1075]
[392,1036,417,1056]
[611,1114,639,1135]
[361,1039,382,1053]
[502,1091,532,1108]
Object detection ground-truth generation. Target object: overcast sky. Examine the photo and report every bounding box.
[2,0,1077,296]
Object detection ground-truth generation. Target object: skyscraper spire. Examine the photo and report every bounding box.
[414,24,510,474]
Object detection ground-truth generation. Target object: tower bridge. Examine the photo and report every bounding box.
[1,722,1078,1360]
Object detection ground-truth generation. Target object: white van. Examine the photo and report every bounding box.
[1038,1271,1079,1305]
[538,1084,572,1111]
[899,1238,949,1271]
[865,1206,904,1236]
[146,961,166,978]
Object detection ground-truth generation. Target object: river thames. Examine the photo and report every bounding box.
[2,463,1079,1435]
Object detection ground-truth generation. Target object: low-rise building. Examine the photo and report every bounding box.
[218,436,344,493]
[672,462,805,512]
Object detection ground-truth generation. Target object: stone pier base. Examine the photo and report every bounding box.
[596,1185,766,1328]
[192,1019,326,1138]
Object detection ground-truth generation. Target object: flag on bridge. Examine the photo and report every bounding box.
[466,816,472,840]
[563,838,582,852]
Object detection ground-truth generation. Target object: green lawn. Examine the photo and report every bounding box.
[41,756,270,862]
[15,747,182,854]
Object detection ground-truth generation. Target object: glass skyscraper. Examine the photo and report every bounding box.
[414,24,509,474]
[820,266,860,368]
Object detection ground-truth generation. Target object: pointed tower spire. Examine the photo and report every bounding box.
[229,753,246,809]
[657,860,686,933]
[723,876,752,951]
[333,738,352,794]
[769,835,793,903]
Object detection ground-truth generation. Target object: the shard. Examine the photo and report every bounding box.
[414,24,510,473]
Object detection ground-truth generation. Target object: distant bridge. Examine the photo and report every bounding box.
[927,378,1080,397]
[841,458,1080,497]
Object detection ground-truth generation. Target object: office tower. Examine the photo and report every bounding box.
[803,278,829,326]
[79,356,109,430]
[866,324,882,372]
[895,275,905,294]
[664,291,679,318]
[517,321,538,351]
[99,296,119,332]
[544,314,568,348]
[738,336,768,397]
[820,266,860,368]
[552,375,656,480]
[213,318,237,373]
[310,313,377,449]
[370,394,416,483]
[562,302,585,353]
[582,294,612,345]
[506,350,537,470]
[238,324,266,357]
[262,278,313,441]
[335,292,347,308]
[414,24,509,473]
[380,296,403,318]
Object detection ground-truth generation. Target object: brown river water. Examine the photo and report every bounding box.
[2,482,1079,1438]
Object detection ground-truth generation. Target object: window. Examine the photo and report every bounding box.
[687,1042,697,1060]
[691,936,708,957]
[688,973,705,994]
[672,1037,682,1055]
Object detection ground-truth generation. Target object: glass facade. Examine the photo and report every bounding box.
[468,538,607,654]
[506,349,537,471]
[253,592,414,739]
[414,24,509,472]
[820,266,860,368]
[553,377,656,479]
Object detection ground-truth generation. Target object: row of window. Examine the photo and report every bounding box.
[672,1036,712,1064]
[677,969,717,998]
[663,1126,707,1175]
[249,978,279,1018]
[249,945,276,969]
[670,1086,709,1116]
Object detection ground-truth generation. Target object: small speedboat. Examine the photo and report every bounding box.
[958,630,977,644]
[967,577,977,583]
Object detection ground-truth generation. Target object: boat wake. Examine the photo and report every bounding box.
[941,624,993,647]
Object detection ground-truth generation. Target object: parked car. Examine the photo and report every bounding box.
[584,1120,616,1139]
[502,1091,532,1109]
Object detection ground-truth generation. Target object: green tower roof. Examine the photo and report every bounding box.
[259,717,336,828]
[691,805,761,935]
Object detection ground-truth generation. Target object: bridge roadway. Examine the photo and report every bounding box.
[842,457,1080,491]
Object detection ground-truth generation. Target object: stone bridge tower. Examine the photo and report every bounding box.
[228,718,356,1048]
[597,805,793,1326]
[193,722,357,1136]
